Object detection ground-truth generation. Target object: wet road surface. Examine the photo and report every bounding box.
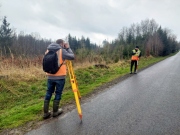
[26,52,180,135]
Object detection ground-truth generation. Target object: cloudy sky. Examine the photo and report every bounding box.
[0,0,180,45]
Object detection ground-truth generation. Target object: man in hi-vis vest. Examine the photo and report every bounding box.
[130,46,141,74]
[43,39,75,119]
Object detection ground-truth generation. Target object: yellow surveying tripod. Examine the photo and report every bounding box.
[66,60,82,120]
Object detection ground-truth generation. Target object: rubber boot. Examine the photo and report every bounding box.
[43,100,51,119]
[53,100,63,117]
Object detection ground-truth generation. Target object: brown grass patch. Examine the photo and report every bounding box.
[0,56,45,81]
[0,56,128,81]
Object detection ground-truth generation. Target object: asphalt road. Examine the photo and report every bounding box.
[26,52,180,135]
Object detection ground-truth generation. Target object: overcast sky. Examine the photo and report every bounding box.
[0,0,180,45]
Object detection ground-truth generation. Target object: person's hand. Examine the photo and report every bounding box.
[63,43,69,48]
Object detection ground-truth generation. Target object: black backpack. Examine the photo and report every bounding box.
[43,49,61,74]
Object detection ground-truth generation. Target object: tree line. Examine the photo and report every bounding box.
[0,16,179,63]
[101,19,180,63]
[0,16,99,59]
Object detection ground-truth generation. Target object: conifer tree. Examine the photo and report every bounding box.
[0,16,14,55]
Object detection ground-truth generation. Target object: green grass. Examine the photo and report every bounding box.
[0,55,173,132]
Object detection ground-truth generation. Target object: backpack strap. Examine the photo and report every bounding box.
[57,49,65,68]
[57,49,60,67]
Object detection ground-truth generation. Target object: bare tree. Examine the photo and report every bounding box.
[146,32,163,56]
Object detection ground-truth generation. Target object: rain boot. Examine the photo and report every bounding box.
[43,100,51,119]
[53,100,63,117]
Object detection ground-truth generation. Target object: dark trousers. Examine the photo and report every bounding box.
[130,60,137,72]
[45,79,65,101]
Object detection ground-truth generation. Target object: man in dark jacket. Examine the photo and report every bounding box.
[130,46,141,74]
[43,39,75,119]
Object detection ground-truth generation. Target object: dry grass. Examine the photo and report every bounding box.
[0,55,156,81]
[73,60,108,69]
[2,66,46,81]
[0,56,112,80]
[0,56,45,81]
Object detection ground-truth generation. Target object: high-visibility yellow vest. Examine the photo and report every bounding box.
[131,49,141,60]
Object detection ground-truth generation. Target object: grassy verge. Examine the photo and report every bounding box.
[0,55,172,132]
